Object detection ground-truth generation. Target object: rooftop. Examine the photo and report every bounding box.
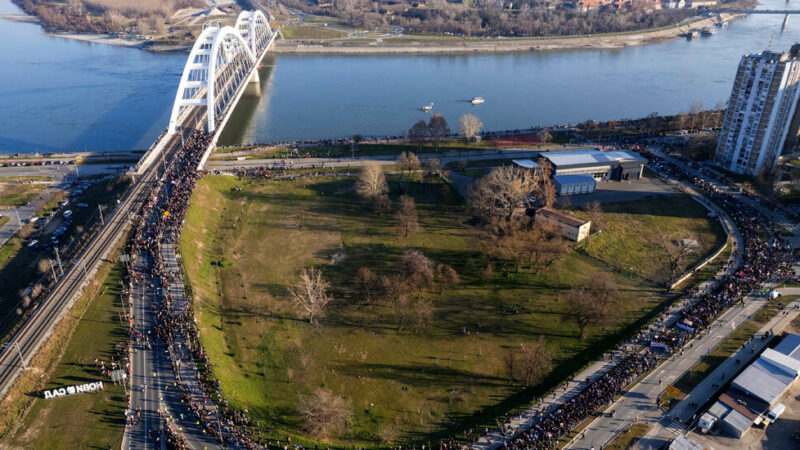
[731,354,797,405]
[536,207,589,228]
[774,333,800,361]
[512,159,540,169]
[553,174,597,184]
[541,148,646,168]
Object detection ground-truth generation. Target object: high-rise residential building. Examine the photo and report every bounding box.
[714,45,800,176]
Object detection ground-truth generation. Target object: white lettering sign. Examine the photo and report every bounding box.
[43,381,104,399]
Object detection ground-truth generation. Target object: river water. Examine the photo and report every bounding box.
[1,0,799,153]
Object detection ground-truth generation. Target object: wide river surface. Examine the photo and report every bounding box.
[1,0,799,153]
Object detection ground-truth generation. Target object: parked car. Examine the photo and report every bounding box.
[63,210,72,218]
[27,240,38,248]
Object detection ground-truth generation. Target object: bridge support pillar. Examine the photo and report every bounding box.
[783,14,790,31]
[249,69,260,84]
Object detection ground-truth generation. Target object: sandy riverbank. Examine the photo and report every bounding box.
[0,13,38,23]
[274,13,743,55]
[43,32,146,48]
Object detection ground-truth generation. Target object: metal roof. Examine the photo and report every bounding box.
[732,357,795,404]
[774,333,800,361]
[512,159,540,169]
[723,409,753,435]
[668,434,707,450]
[762,347,800,374]
[553,174,597,185]
[542,149,645,168]
[708,401,730,419]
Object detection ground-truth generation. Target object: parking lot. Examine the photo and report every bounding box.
[559,171,680,206]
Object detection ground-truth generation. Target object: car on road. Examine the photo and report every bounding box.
[27,240,38,248]
[63,210,72,218]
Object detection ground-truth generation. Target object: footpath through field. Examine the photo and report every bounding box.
[473,170,744,450]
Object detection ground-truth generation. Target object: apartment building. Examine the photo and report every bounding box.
[714,45,800,175]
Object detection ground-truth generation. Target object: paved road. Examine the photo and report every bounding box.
[638,283,800,448]
[474,168,744,450]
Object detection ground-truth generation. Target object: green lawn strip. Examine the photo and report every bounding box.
[5,262,127,448]
[602,423,651,450]
[181,175,722,447]
[0,183,46,209]
[0,216,8,228]
[668,296,799,400]
[0,176,53,183]
[281,25,349,39]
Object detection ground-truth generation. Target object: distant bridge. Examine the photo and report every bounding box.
[710,9,800,14]
[136,9,276,174]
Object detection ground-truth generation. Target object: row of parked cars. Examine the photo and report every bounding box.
[26,181,94,252]
[0,160,72,167]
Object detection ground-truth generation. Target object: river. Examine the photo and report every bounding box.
[1,0,799,153]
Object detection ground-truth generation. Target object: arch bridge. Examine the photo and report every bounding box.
[136,10,275,173]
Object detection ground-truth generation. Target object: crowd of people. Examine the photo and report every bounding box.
[126,131,265,448]
[482,151,795,449]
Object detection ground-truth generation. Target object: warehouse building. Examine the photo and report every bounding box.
[540,149,647,181]
[535,207,591,241]
[553,174,597,195]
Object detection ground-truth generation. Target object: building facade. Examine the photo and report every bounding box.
[714,45,800,175]
[541,149,646,181]
[535,207,591,241]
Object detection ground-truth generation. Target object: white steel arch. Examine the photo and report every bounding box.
[168,25,256,134]
[234,10,272,57]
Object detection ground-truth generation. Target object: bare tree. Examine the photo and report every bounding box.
[408,120,429,151]
[524,222,569,273]
[354,267,378,303]
[399,249,435,289]
[436,263,460,291]
[412,297,435,332]
[428,114,450,152]
[396,151,421,179]
[288,267,332,325]
[458,113,483,143]
[298,388,352,438]
[689,101,703,131]
[537,129,552,144]
[396,194,420,237]
[563,273,617,340]
[535,158,556,207]
[653,231,696,284]
[356,162,389,211]
[517,336,552,387]
[467,165,534,221]
[425,158,442,178]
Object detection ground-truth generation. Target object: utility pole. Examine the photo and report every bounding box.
[81,259,88,280]
[98,204,105,225]
[54,247,64,276]
[14,209,22,227]
[49,258,58,283]
[7,342,27,369]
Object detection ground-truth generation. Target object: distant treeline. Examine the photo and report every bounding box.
[280,0,756,37]
[13,0,205,34]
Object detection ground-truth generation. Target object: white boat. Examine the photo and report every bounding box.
[420,102,434,112]
[471,97,485,105]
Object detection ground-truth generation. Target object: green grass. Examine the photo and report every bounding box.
[670,296,799,396]
[603,423,651,450]
[0,183,46,209]
[570,197,726,284]
[6,262,127,449]
[181,175,723,447]
[0,216,8,228]
[281,25,348,40]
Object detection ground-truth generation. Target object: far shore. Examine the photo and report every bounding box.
[8,11,743,55]
[274,13,743,55]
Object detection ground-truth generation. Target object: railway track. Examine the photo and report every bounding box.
[0,131,183,398]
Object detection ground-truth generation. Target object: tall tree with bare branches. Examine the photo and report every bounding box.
[408,120,429,151]
[428,114,450,152]
[653,230,697,284]
[298,388,352,438]
[468,165,534,221]
[458,113,483,143]
[356,162,389,211]
[396,194,420,237]
[288,267,332,325]
[563,273,618,340]
[396,151,421,180]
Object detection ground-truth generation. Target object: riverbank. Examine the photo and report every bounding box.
[274,13,743,55]
[43,32,146,48]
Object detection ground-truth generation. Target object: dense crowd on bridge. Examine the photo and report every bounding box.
[125,130,266,449]
[476,151,795,450]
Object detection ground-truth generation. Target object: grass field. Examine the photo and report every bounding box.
[181,175,724,446]
[281,25,349,40]
[5,263,127,449]
[570,198,726,284]
[0,183,45,209]
[603,423,651,450]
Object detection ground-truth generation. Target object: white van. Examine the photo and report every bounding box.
[767,403,785,421]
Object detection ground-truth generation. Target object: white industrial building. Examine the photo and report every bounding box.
[553,174,597,195]
[714,45,800,175]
